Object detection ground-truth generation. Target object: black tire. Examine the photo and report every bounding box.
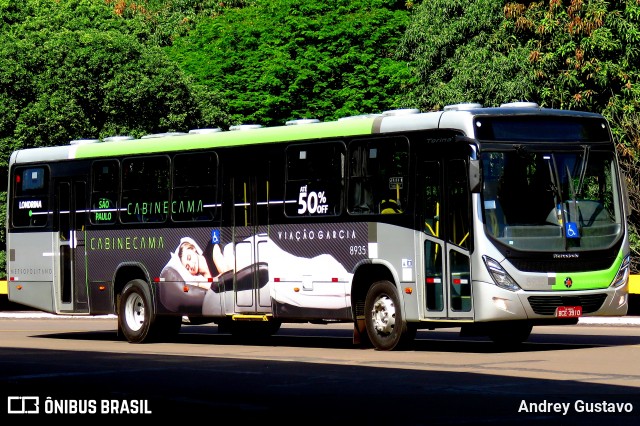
[488,322,533,346]
[364,280,415,351]
[118,279,181,343]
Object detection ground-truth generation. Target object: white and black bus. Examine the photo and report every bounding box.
[6,102,631,350]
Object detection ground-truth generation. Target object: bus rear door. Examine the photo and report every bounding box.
[56,178,89,313]
[229,159,272,315]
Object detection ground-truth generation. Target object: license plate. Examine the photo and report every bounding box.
[555,306,582,318]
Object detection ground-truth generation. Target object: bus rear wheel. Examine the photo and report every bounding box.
[364,280,415,350]
[118,279,181,343]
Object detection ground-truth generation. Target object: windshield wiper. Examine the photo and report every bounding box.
[575,145,590,197]
[544,154,563,223]
[565,163,580,225]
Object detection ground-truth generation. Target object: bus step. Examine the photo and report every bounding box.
[231,314,271,322]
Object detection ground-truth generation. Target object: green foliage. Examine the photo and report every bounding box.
[398,0,536,110]
[114,0,257,46]
[166,0,414,126]
[501,1,637,111]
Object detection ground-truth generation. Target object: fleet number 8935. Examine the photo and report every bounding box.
[350,245,367,255]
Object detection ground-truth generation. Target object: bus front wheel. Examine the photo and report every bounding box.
[364,280,415,350]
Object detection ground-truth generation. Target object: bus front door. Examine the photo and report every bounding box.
[56,179,88,313]
[422,158,473,320]
[231,171,272,315]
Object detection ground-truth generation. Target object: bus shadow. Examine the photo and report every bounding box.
[33,326,640,353]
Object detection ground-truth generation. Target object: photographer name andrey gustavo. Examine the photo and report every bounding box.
[518,399,634,415]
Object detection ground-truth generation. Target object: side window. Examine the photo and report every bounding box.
[90,160,119,225]
[11,166,49,227]
[284,141,345,217]
[121,156,170,224]
[172,152,218,222]
[348,137,409,215]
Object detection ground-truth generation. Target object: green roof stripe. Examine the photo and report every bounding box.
[73,118,376,159]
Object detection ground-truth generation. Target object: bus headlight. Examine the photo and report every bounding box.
[610,254,630,288]
[483,255,521,292]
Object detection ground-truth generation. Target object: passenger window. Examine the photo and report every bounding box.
[121,156,170,223]
[90,160,118,225]
[12,166,49,227]
[172,152,218,222]
[348,137,409,215]
[284,141,345,217]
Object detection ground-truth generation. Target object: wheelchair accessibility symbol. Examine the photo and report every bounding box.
[211,229,221,244]
[565,222,580,239]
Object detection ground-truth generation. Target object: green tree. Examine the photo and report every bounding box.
[166,0,414,126]
[397,0,536,110]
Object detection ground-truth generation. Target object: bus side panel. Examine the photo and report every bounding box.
[87,281,115,315]
[87,228,186,315]
[7,232,56,312]
[267,223,366,321]
[85,224,365,320]
[375,223,420,321]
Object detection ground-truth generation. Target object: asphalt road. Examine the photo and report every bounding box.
[0,314,639,425]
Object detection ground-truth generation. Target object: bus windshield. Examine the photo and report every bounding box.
[481,147,623,252]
